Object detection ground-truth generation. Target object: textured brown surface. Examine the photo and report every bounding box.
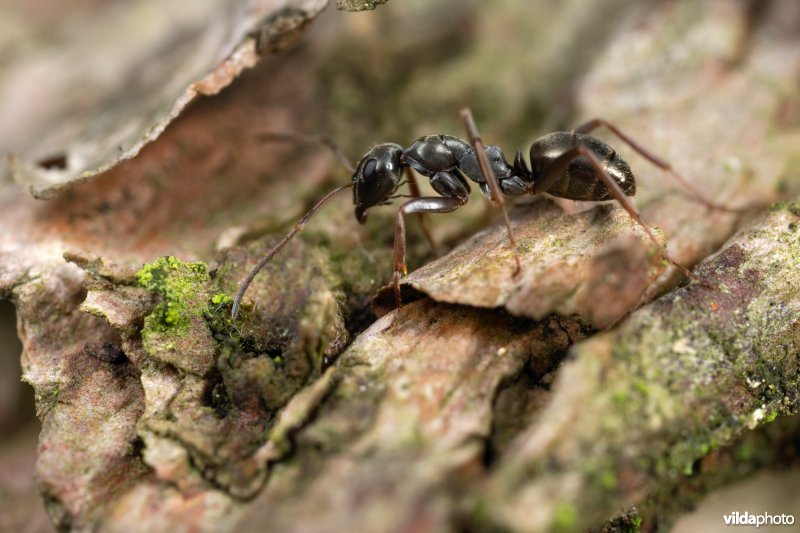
[1,0,328,198]
[2,1,800,531]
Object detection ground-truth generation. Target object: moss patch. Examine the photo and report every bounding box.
[137,257,210,332]
[136,256,219,375]
[487,203,800,532]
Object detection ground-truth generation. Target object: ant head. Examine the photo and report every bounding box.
[352,143,404,224]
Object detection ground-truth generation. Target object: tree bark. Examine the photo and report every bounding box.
[1,1,800,531]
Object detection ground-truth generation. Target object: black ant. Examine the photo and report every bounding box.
[231,108,736,320]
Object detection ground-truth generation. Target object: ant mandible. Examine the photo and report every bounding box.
[231,108,732,320]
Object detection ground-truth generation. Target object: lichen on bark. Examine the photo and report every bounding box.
[336,0,388,12]
[485,201,800,532]
[3,1,800,531]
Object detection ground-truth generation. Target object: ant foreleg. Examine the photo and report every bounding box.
[393,196,465,309]
[404,168,442,258]
[460,108,523,275]
[537,145,697,280]
[573,119,745,213]
[231,182,353,319]
[256,131,355,174]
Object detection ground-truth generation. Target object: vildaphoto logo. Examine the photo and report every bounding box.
[723,511,795,527]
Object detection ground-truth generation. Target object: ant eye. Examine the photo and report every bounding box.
[363,158,378,180]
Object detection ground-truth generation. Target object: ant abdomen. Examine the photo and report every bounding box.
[529,132,636,201]
[232,109,715,319]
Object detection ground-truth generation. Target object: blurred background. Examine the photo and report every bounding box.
[1,0,799,530]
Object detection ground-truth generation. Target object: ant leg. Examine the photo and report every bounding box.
[231,183,353,319]
[256,131,355,173]
[536,145,697,280]
[573,119,744,212]
[460,108,522,275]
[404,168,442,257]
[393,196,465,309]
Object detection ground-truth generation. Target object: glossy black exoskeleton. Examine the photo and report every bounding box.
[232,109,728,319]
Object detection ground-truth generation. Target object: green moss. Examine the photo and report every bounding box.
[633,378,649,396]
[33,383,61,418]
[770,201,800,218]
[735,443,754,461]
[605,509,643,533]
[137,256,210,332]
[583,205,800,523]
[553,502,578,532]
[612,391,629,407]
[211,293,233,306]
[336,0,388,12]
[136,256,239,375]
[600,469,618,490]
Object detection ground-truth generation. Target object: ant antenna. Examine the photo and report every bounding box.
[256,132,355,174]
[231,182,353,319]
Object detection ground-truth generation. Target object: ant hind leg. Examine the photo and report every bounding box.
[536,145,698,281]
[573,118,747,213]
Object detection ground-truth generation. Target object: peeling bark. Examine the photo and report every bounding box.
[2,1,800,532]
[1,0,328,199]
[390,198,665,328]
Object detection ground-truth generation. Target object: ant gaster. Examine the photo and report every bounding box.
[231,108,732,320]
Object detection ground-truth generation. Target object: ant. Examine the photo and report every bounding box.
[231,108,737,320]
